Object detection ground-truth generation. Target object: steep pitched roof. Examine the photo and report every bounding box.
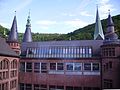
[94,8,104,40]
[0,37,18,57]
[105,13,118,40]
[8,15,18,42]
[22,13,32,42]
[104,13,119,44]
[107,13,114,27]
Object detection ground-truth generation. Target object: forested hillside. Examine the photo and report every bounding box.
[0,14,120,42]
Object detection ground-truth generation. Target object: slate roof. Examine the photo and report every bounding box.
[8,15,18,42]
[22,14,32,42]
[107,13,114,27]
[21,40,103,57]
[104,13,119,44]
[0,37,18,57]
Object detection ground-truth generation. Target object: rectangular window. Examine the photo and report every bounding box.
[93,63,99,71]
[34,84,40,90]
[66,86,73,90]
[104,79,113,89]
[20,83,24,90]
[41,63,47,73]
[84,63,91,71]
[74,87,82,90]
[74,63,82,71]
[49,85,64,90]
[66,63,73,71]
[34,63,40,73]
[50,63,56,70]
[109,61,112,68]
[84,87,92,90]
[26,62,32,72]
[57,63,63,70]
[20,62,25,72]
[82,47,85,57]
[41,84,47,90]
[26,84,32,90]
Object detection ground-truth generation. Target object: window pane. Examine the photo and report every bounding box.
[20,83,24,90]
[84,63,91,71]
[20,62,25,72]
[41,63,47,73]
[93,63,99,71]
[34,63,40,69]
[66,63,73,71]
[50,63,56,70]
[74,63,82,71]
[66,86,73,90]
[26,84,32,90]
[34,84,40,90]
[26,62,32,72]
[34,63,40,73]
[57,63,63,70]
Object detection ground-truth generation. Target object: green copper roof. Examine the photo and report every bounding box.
[94,8,104,40]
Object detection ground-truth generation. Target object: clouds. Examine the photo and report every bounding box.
[97,0,116,18]
[35,19,89,33]
[64,19,89,28]
[80,11,92,17]
[35,20,57,30]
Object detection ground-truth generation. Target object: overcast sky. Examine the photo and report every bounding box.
[0,0,120,34]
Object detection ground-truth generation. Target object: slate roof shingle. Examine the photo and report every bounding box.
[0,37,18,57]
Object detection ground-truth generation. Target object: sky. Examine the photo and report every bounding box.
[0,0,120,34]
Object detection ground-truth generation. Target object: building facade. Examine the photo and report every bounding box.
[0,8,120,90]
[0,37,19,90]
[18,9,120,90]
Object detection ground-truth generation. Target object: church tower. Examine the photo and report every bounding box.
[101,12,120,89]
[94,7,104,40]
[22,12,32,42]
[7,12,20,54]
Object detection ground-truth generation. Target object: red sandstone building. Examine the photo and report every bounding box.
[0,8,120,90]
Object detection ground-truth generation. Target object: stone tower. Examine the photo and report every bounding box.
[7,12,20,54]
[101,12,120,89]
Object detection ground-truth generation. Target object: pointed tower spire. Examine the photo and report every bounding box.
[94,6,104,40]
[8,11,18,42]
[7,11,20,54]
[22,11,32,42]
[104,10,118,43]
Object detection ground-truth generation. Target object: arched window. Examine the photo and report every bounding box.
[11,59,17,69]
[0,59,9,69]
[1,59,9,69]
